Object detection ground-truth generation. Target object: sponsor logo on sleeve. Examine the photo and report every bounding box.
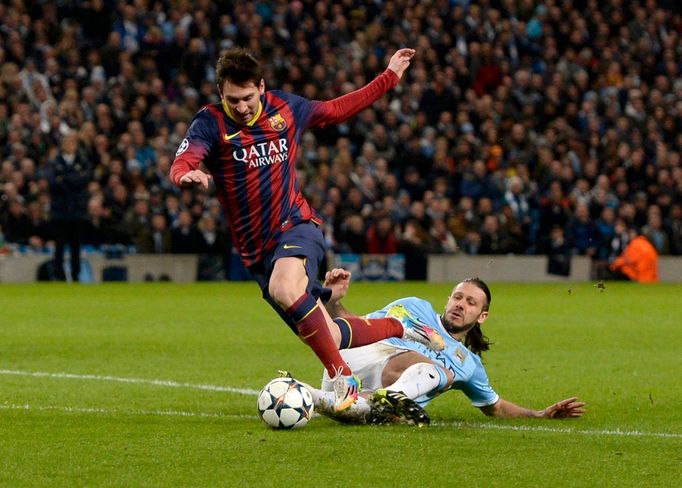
[176,138,189,157]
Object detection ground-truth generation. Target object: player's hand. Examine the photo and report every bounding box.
[179,170,212,190]
[324,268,352,303]
[542,397,586,419]
[387,48,416,79]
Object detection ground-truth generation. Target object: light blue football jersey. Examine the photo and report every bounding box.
[366,297,499,408]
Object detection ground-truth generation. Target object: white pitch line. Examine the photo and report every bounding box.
[2,368,681,440]
[0,403,257,420]
[432,420,682,439]
[0,369,259,395]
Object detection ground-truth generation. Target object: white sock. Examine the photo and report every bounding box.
[386,363,445,400]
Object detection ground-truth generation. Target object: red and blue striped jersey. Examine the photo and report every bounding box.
[171,70,399,266]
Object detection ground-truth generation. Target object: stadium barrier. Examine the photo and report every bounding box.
[427,255,591,282]
[1,253,682,283]
[0,254,198,283]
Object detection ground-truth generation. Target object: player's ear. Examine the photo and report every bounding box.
[258,79,265,94]
[477,310,489,325]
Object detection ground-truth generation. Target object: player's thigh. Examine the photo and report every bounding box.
[270,256,308,295]
[381,351,437,386]
[269,222,327,302]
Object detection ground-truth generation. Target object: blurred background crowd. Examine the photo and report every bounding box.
[0,0,681,280]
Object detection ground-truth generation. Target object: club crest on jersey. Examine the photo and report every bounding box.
[268,113,287,131]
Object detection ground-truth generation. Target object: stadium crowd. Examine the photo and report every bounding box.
[0,0,681,280]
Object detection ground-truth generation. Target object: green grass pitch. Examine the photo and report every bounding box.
[1,281,680,487]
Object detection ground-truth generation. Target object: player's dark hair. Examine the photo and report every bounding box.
[216,48,263,88]
[461,277,492,357]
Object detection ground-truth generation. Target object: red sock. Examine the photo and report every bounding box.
[286,293,351,377]
[334,316,403,349]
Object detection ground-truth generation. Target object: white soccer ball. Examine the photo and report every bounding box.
[257,377,314,429]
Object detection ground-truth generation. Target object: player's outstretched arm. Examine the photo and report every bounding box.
[540,397,586,419]
[386,48,416,80]
[480,397,585,419]
[308,49,415,128]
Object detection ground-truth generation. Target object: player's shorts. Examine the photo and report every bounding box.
[320,342,409,393]
[249,221,332,333]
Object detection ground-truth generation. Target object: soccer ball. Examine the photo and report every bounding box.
[257,377,314,429]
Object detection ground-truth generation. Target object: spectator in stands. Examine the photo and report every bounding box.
[0,223,10,254]
[479,215,509,255]
[123,196,151,246]
[642,205,669,255]
[504,175,531,230]
[594,207,617,261]
[566,203,600,257]
[398,218,432,280]
[170,209,205,254]
[336,214,367,254]
[665,204,682,255]
[1,197,32,245]
[366,214,398,255]
[45,133,92,281]
[429,218,458,254]
[547,226,571,277]
[196,214,231,281]
[537,181,571,253]
[136,213,172,254]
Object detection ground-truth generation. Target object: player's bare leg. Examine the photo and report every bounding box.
[270,257,358,411]
[382,351,453,402]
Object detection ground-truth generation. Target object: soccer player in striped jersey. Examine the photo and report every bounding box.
[302,269,585,424]
[170,48,445,412]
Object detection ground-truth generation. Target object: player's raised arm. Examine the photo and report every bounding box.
[308,48,416,128]
[387,48,416,80]
[480,397,586,419]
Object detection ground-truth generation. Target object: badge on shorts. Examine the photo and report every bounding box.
[268,113,287,131]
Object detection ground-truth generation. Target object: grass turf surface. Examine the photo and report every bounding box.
[1,282,680,487]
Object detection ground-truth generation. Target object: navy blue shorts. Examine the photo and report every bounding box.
[248,222,331,334]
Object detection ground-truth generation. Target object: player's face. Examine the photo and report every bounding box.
[219,79,265,125]
[442,282,489,335]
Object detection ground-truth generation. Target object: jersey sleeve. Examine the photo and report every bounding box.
[170,108,220,187]
[307,69,399,128]
[459,359,499,408]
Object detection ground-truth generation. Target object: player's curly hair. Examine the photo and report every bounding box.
[461,277,492,357]
[216,48,263,88]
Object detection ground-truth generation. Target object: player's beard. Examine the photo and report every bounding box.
[441,314,477,336]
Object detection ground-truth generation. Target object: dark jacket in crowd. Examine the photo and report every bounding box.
[46,152,92,221]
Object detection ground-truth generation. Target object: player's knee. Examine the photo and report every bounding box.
[268,276,304,308]
[416,363,452,390]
